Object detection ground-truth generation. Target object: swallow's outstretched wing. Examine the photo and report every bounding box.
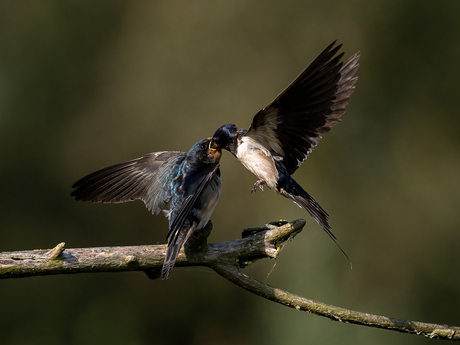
[72,138,222,280]
[246,41,360,174]
[71,151,186,216]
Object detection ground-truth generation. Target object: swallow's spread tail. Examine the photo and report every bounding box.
[279,179,332,236]
[161,223,198,279]
[277,168,351,265]
[161,244,181,280]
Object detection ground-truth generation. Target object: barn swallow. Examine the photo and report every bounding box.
[71,137,222,279]
[210,41,359,249]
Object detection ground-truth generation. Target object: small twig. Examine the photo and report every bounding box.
[45,242,66,260]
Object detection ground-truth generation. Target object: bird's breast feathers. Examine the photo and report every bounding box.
[236,136,279,189]
[195,173,222,229]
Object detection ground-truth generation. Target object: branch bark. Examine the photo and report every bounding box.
[0,219,458,341]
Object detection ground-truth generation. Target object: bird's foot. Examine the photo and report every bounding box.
[251,180,267,193]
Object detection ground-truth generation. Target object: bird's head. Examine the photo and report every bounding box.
[210,124,239,153]
[189,137,222,165]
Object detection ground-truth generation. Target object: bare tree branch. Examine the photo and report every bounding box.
[0,219,300,279]
[212,262,460,341]
[0,219,458,341]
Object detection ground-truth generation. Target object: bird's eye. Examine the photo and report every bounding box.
[200,143,207,150]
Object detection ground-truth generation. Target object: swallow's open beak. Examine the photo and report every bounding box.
[209,137,220,150]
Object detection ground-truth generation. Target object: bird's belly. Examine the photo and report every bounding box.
[194,176,222,229]
[236,145,278,189]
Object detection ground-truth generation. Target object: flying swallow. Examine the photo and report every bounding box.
[210,41,359,248]
[71,137,222,279]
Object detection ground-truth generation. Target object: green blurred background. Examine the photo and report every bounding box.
[1,1,459,344]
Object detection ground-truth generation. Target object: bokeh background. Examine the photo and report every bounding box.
[1,1,459,344]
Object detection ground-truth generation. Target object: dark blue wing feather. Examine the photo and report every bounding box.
[71,151,186,215]
[246,41,360,175]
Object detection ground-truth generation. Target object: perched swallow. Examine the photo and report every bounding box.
[210,41,359,247]
[71,137,222,279]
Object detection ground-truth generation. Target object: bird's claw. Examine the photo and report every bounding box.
[251,180,267,193]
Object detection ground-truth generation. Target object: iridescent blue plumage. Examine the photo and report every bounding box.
[71,137,222,279]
